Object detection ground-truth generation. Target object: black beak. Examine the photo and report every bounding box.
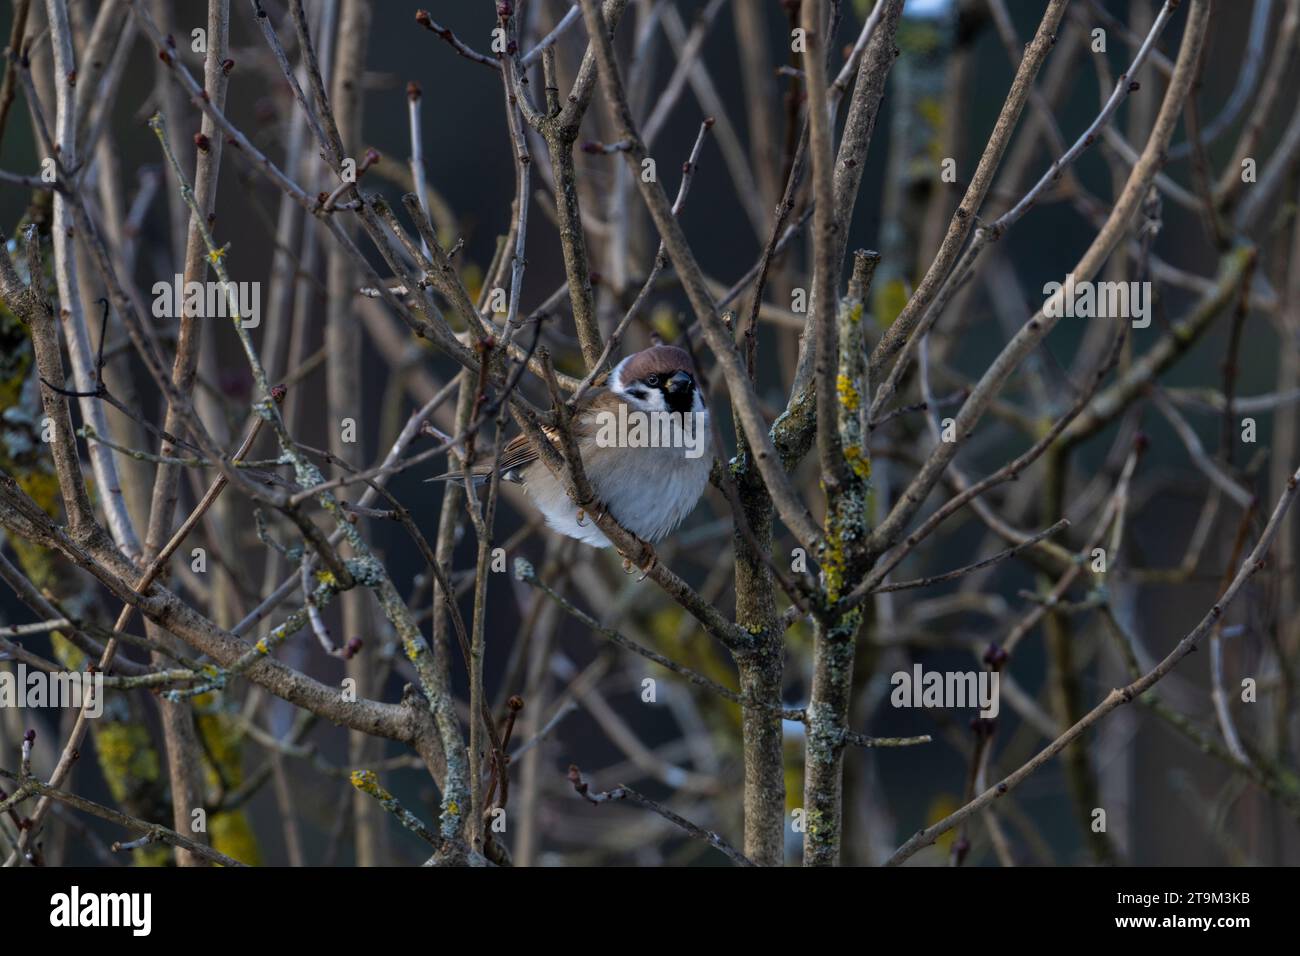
[665,370,693,393]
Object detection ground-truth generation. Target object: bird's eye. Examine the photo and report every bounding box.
[645,374,660,387]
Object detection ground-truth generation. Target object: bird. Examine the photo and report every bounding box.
[427,345,712,572]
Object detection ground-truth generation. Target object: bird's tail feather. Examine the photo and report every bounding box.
[423,470,492,486]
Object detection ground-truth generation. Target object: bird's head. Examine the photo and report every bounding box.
[609,345,704,416]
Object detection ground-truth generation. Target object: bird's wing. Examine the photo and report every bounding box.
[424,392,610,483]
[497,400,606,474]
[423,432,535,483]
[494,430,541,476]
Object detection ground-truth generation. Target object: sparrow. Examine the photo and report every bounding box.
[429,345,712,567]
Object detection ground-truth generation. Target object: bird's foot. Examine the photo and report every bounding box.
[576,502,608,528]
[621,543,658,582]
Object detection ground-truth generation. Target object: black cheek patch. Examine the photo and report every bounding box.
[664,388,695,414]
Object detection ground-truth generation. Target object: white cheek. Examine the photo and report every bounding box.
[608,356,632,393]
[614,384,665,412]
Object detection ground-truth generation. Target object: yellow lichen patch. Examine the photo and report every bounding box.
[350,769,387,800]
[824,562,846,605]
[650,304,679,343]
[926,792,961,855]
[821,491,868,605]
[9,537,57,588]
[199,709,261,864]
[843,444,871,480]
[17,470,62,518]
[197,708,241,775]
[917,96,946,160]
[50,633,86,670]
[254,638,269,654]
[314,569,337,588]
[0,304,32,408]
[446,800,460,816]
[874,279,909,330]
[648,605,739,729]
[50,626,167,867]
[821,530,847,605]
[783,755,803,813]
[94,722,162,803]
[211,810,260,866]
[836,374,860,412]
[0,368,27,416]
[134,844,172,868]
[802,807,827,838]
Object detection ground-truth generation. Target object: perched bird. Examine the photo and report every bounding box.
[429,345,712,567]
